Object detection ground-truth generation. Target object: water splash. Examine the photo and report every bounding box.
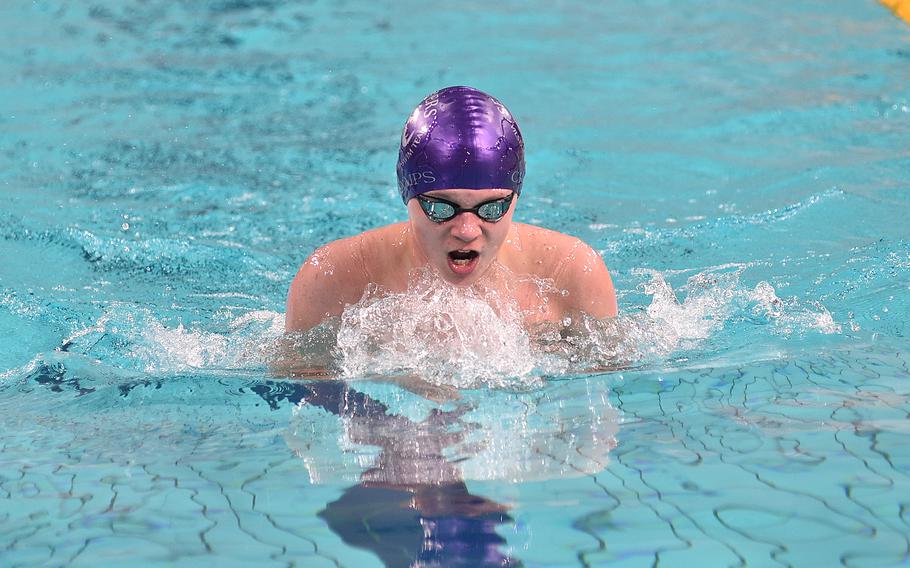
[610,267,841,363]
[749,280,841,335]
[35,265,840,385]
[334,268,538,389]
[332,264,841,387]
[56,303,285,374]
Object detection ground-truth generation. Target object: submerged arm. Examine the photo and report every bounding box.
[270,321,339,379]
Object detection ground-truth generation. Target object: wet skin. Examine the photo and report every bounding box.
[406,188,515,286]
[285,189,617,333]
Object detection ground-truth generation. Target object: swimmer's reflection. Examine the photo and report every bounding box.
[254,380,521,568]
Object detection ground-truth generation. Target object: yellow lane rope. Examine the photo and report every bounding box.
[882,0,910,25]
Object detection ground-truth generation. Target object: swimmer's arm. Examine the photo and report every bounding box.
[555,240,618,319]
[375,375,461,403]
[285,251,346,332]
[285,239,368,333]
[270,324,338,379]
[269,358,335,379]
[270,334,459,401]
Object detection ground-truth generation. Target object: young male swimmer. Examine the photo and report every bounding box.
[285,86,617,333]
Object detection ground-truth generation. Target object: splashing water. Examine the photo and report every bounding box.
[334,268,538,389]
[748,280,842,335]
[330,264,841,388]
[24,265,840,386]
[52,304,286,374]
[608,266,841,364]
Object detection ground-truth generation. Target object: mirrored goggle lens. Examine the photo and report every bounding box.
[423,200,456,221]
[477,200,508,220]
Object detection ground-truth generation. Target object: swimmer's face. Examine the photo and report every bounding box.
[407,189,516,286]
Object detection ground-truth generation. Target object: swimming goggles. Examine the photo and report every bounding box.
[416,193,514,223]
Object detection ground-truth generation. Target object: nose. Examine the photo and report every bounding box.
[450,212,482,242]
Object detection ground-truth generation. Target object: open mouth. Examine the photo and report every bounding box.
[448,250,479,265]
[447,250,480,275]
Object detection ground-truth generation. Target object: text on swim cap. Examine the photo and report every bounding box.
[399,92,440,154]
[422,91,440,119]
[402,171,437,188]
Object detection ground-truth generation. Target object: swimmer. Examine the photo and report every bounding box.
[286,85,617,334]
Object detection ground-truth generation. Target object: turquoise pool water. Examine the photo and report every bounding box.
[2,1,910,566]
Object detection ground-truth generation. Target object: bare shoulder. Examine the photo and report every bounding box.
[507,222,593,274]
[511,223,584,254]
[509,223,618,318]
[286,223,411,332]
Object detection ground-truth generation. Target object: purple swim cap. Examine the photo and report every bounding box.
[397,86,525,203]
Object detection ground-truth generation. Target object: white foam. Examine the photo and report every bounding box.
[50,265,840,380]
[748,280,842,335]
[57,303,286,373]
[334,268,539,389]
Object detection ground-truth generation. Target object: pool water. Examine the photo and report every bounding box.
[2,1,910,566]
